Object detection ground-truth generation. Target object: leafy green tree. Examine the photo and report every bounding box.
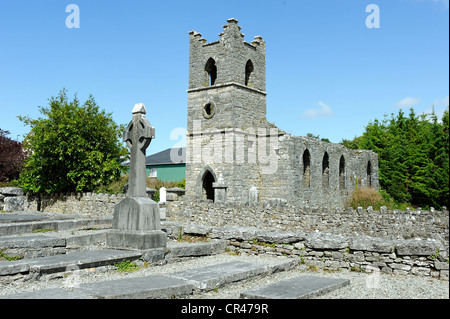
[342,107,449,209]
[18,89,128,194]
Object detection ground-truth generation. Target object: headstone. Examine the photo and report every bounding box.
[249,186,259,204]
[159,187,166,203]
[107,104,166,251]
[212,174,228,203]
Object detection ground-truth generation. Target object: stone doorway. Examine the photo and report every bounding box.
[202,170,215,201]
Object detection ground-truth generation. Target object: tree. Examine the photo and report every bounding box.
[18,89,128,194]
[341,107,449,209]
[0,129,25,183]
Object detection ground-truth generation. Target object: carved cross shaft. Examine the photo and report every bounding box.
[123,103,155,197]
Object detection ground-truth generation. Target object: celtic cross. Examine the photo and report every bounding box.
[123,103,155,197]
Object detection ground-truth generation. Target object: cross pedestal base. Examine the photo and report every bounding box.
[108,196,167,251]
[106,229,167,251]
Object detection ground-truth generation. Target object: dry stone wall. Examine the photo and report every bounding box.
[168,200,449,242]
[165,222,449,279]
[25,192,125,216]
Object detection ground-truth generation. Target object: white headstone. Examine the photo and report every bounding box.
[159,187,166,203]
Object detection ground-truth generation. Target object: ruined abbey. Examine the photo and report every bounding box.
[184,19,379,209]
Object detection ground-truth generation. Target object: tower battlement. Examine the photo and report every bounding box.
[188,18,266,92]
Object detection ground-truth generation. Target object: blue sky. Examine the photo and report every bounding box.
[0,0,448,154]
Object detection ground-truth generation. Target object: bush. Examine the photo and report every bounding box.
[347,187,410,211]
[18,89,128,194]
[0,129,25,183]
[347,187,384,210]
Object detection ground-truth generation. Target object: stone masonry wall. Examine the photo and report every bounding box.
[168,200,449,243]
[168,222,449,279]
[25,192,125,216]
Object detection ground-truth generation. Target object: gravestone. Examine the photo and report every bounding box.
[159,187,166,203]
[212,174,228,203]
[107,104,166,251]
[249,186,259,204]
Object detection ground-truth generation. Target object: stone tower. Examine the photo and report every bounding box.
[187,18,267,133]
[185,19,379,208]
[185,18,276,203]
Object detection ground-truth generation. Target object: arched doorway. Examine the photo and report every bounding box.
[202,170,215,201]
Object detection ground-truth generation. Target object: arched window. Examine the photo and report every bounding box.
[202,170,215,201]
[322,152,329,188]
[303,149,311,188]
[205,58,217,86]
[245,59,254,86]
[367,161,372,187]
[339,155,345,189]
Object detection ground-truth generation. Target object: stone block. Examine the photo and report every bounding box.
[350,235,395,253]
[168,261,266,291]
[0,288,93,299]
[0,235,65,249]
[241,275,350,299]
[3,196,24,212]
[305,233,349,250]
[112,197,161,231]
[74,275,195,299]
[256,230,305,244]
[0,187,24,196]
[395,239,439,256]
[106,229,167,251]
[434,261,449,270]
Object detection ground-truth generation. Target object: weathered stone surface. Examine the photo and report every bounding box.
[210,226,259,241]
[0,249,142,276]
[168,240,227,257]
[112,197,161,231]
[0,214,49,223]
[305,233,349,250]
[0,235,65,249]
[434,261,449,270]
[0,288,93,299]
[0,187,24,196]
[74,275,194,299]
[168,261,266,291]
[256,230,305,244]
[3,196,24,212]
[106,229,167,251]
[241,275,350,299]
[395,239,440,256]
[350,235,395,253]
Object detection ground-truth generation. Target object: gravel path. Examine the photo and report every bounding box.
[1,251,448,299]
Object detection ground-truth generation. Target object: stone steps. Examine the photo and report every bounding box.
[1,259,300,299]
[241,275,350,299]
[0,216,112,236]
[0,249,142,276]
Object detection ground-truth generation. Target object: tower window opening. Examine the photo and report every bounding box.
[205,58,217,86]
[322,152,329,188]
[303,149,311,188]
[245,59,254,86]
[339,155,345,189]
[367,160,372,187]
